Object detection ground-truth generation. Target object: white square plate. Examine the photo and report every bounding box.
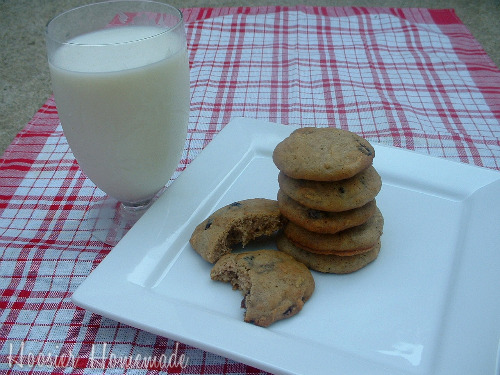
[72,118,500,375]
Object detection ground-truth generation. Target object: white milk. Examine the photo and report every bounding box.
[49,26,190,203]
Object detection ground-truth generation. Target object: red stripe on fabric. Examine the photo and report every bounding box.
[280,9,290,125]
[0,164,32,172]
[269,7,282,124]
[10,131,57,138]
[428,8,461,25]
[205,13,240,145]
[315,10,343,128]
[1,158,36,165]
[223,14,248,126]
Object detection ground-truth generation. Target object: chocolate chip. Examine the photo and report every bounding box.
[357,142,373,156]
[229,201,242,207]
[283,305,296,316]
[338,186,345,194]
[241,291,251,309]
[256,263,275,273]
[307,209,325,219]
[243,255,255,266]
[204,219,213,230]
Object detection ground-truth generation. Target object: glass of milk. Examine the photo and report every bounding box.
[46,1,190,245]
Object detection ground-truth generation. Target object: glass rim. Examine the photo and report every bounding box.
[45,0,184,47]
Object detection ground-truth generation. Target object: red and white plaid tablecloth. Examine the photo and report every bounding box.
[1,6,499,374]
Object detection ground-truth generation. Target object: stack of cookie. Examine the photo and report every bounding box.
[272,127,384,274]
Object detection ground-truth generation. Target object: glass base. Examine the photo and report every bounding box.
[84,195,154,246]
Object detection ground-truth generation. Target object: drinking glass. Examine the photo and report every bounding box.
[46,1,190,245]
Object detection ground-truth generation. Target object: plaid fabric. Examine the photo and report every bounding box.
[1,6,499,374]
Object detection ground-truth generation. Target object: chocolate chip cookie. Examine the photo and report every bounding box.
[277,189,376,234]
[272,127,375,181]
[278,166,382,212]
[210,249,315,327]
[277,233,381,274]
[190,199,283,263]
[283,207,384,254]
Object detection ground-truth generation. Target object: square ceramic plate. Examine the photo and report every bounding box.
[72,118,500,375]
